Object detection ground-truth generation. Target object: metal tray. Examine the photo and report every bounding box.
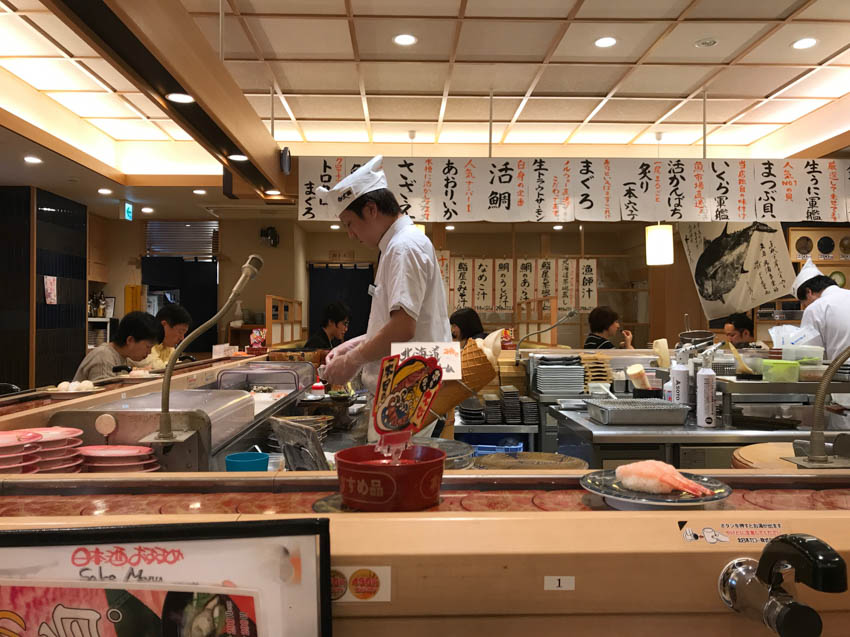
[584,398,690,426]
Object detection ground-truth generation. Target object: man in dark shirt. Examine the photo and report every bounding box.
[305,302,351,350]
[583,306,634,350]
[723,312,755,347]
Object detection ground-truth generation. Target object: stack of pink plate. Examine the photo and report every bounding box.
[78,445,160,473]
[17,427,84,473]
[0,431,42,474]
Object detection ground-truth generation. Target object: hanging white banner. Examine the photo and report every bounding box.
[494,259,514,312]
[474,258,494,312]
[536,257,556,307]
[557,258,578,311]
[516,258,536,305]
[451,257,473,310]
[578,258,598,311]
[616,159,658,221]
[436,249,451,309]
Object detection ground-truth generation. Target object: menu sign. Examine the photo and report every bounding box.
[558,258,578,311]
[391,342,461,380]
[494,259,514,312]
[474,258,494,311]
[516,259,536,305]
[451,258,473,310]
[578,258,598,311]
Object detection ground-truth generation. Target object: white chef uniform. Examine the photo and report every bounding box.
[793,257,850,360]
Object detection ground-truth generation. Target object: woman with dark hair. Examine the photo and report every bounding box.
[450,307,487,349]
[73,311,160,381]
[305,302,351,350]
[584,306,634,350]
[134,304,193,370]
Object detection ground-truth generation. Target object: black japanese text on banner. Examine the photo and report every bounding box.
[579,258,598,311]
[517,259,536,305]
[452,258,474,310]
[558,258,578,311]
[494,259,514,312]
[537,258,556,310]
[474,259,494,312]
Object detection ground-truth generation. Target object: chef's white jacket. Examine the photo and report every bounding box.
[361,215,451,440]
[800,285,850,360]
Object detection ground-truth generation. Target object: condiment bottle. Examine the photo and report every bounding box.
[696,351,717,428]
[671,349,690,405]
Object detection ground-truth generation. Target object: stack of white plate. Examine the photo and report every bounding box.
[17,427,83,473]
[533,365,586,394]
[78,445,160,473]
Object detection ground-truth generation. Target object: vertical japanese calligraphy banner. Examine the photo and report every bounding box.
[536,258,556,310]
[680,221,794,320]
[494,259,514,312]
[616,159,658,221]
[573,159,617,221]
[452,258,473,310]
[474,259,494,311]
[557,258,578,311]
[516,258,536,305]
[578,258,598,311]
[703,159,754,222]
[754,159,846,222]
[436,249,451,310]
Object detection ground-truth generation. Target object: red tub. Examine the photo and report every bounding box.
[335,445,446,511]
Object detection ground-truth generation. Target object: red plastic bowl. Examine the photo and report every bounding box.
[335,444,446,512]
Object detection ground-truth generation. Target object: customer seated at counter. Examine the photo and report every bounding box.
[73,311,160,381]
[450,307,487,349]
[133,303,192,370]
[305,301,350,350]
[723,313,755,346]
[584,306,634,350]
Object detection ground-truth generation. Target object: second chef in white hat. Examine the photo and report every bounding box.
[793,257,850,359]
[319,156,451,438]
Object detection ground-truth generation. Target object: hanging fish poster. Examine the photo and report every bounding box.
[680,221,795,320]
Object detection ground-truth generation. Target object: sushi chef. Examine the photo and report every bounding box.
[318,156,451,437]
[793,257,850,359]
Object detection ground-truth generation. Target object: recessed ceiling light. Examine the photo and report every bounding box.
[393,34,417,46]
[141,207,154,213]
[694,38,717,48]
[553,225,564,231]
[97,188,112,195]
[445,225,455,231]
[192,189,207,195]
[165,92,194,104]
[265,189,281,196]
[594,36,617,48]
[792,37,817,50]
[185,224,191,227]
[330,224,341,230]
[227,153,248,162]
[23,155,42,164]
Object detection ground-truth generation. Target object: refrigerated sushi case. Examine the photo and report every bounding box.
[43,360,316,471]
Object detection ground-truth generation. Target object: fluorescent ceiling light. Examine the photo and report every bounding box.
[393,34,418,46]
[330,224,341,230]
[707,124,781,145]
[227,154,249,162]
[594,37,617,48]
[87,118,170,140]
[0,59,101,90]
[141,207,154,213]
[155,120,194,141]
[185,224,191,227]
[265,189,281,196]
[302,123,369,143]
[792,38,817,50]
[97,188,112,195]
[569,124,644,144]
[371,125,436,143]
[445,225,455,231]
[553,225,563,230]
[193,189,207,195]
[634,127,702,145]
[46,92,138,118]
[165,92,194,104]
[0,17,59,56]
[23,156,42,164]
[438,123,505,144]
[504,124,573,144]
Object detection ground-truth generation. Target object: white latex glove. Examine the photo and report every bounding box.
[325,334,366,365]
[324,345,366,385]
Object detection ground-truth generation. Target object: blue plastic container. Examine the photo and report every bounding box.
[471,443,524,457]
[225,452,269,472]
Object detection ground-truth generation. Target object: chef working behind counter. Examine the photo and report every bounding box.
[792,257,850,360]
[318,156,451,439]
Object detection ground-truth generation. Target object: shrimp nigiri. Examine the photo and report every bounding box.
[615,460,713,497]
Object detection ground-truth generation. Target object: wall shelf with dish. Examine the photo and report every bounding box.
[86,317,117,351]
[788,226,850,289]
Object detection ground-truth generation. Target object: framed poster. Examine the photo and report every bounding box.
[0,519,331,636]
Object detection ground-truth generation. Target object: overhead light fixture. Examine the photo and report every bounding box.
[594,36,617,48]
[646,223,674,266]
[393,34,417,46]
[694,38,717,48]
[23,156,42,164]
[165,92,194,104]
[227,153,248,162]
[141,207,154,213]
[192,189,207,195]
[330,224,341,230]
[792,37,817,50]
[445,225,455,231]
[553,225,564,231]
[97,188,112,195]
[265,189,281,196]
[185,224,191,227]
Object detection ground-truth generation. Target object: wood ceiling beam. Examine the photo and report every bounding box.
[344,0,371,143]
[435,0,467,143]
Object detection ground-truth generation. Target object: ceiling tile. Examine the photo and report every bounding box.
[645,22,773,64]
[372,122,437,143]
[518,98,597,121]
[181,0,228,11]
[246,94,313,119]
[568,123,646,143]
[577,0,691,19]
[796,0,850,19]
[271,61,359,93]
[154,120,194,141]
[705,66,803,97]
[192,15,255,58]
[443,97,521,120]
[741,23,850,65]
[780,67,850,98]
[438,122,506,143]
[687,0,799,19]
[617,65,716,96]
[355,18,455,61]
[465,0,577,17]
[246,17,353,59]
[362,62,449,93]
[87,118,171,141]
[664,99,755,122]
[236,0,346,12]
[504,122,576,143]
[553,22,670,63]
[536,65,628,95]
[0,58,103,90]
[225,60,271,90]
[352,0,460,16]
[4,0,47,8]
[368,96,441,120]
[456,21,562,62]
[593,99,679,122]
[301,121,369,142]
[737,98,830,123]
[24,13,100,57]
[262,119,303,141]
[451,63,539,95]
[0,16,60,56]
[46,92,137,118]
[123,93,168,118]
[634,124,704,144]
[287,95,364,119]
[81,59,138,92]
[706,123,781,144]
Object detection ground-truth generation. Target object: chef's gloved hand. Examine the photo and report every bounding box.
[325,334,366,365]
[324,345,366,385]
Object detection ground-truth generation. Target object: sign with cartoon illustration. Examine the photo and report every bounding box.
[371,355,443,437]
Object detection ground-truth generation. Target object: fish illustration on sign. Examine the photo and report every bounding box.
[694,222,777,302]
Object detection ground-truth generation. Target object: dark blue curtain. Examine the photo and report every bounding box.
[308,264,373,339]
[0,187,32,389]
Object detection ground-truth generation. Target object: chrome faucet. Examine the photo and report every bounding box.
[718,533,846,637]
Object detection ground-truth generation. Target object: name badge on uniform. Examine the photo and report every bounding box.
[368,284,378,297]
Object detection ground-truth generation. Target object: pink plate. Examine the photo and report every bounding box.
[84,457,158,469]
[38,439,83,459]
[0,444,40,467]
[0,454,40,474]
[38,452,81,470]
[78,445,153,461]
[86,463,161,473]
[0,443,40,459]
[0,431,42,452]
[36,457,83,473]
[16,428,83,448]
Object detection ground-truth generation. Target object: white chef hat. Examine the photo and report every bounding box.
[316,155,387,218]
[791,257,825,298]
